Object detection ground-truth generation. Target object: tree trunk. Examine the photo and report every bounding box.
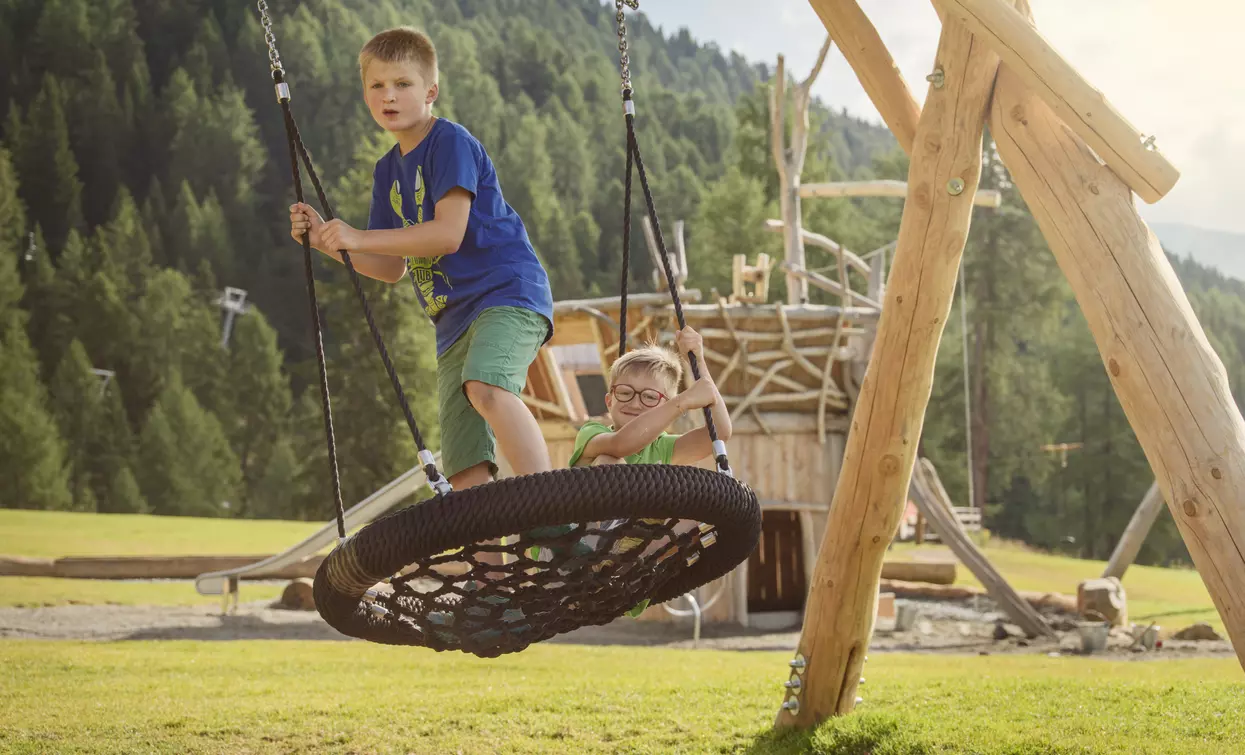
[778,16,1004,726]
[991,53,1245,672]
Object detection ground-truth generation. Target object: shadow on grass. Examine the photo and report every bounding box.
[740,711,1093,755]
[122,612,350,641]
[740,712,933,755]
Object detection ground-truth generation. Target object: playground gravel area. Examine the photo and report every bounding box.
[0,592,1234,661]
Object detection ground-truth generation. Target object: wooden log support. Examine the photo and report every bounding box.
[939,0,1179,203]
[911,458,1054,637]
[778,15,1004,727]
[879,578,1079,614]
[1102,481,1165,580]
[800,180,1002,208]
[990,11,1245,669]
[806,0,920,154]
[0,554,322,580]
[878,559,956,585]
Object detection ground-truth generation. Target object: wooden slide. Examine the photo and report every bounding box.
[193,459,436,597]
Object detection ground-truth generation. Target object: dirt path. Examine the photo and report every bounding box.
[0,597,1234,661]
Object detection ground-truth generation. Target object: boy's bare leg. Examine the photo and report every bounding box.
[592,455,625,466]
[449,461,493,491]
[463,380,552,476]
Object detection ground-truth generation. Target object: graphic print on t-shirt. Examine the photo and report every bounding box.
[392,166,450,317]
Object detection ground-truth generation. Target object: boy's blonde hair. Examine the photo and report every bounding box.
[359,27,438,84]
[610,344,683,394]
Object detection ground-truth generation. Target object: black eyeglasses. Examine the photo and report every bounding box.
[609,383,667,408]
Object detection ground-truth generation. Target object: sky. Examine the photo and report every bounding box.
[635,0,1245,235]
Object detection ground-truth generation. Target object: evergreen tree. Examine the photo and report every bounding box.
[226,310,296,517]
[103,465,147,514]
[70,52,127,228]
[137,372,240,517]
[48,339,103,510]
[12,75,84,250]
[89,374,143,514]
[0,147,70,509]
[690,167,779,295]
[292,274,439,520]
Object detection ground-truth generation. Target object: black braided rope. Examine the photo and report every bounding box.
[619,94,635,357]
[276,76,345,538]
[275,71,441,488]
[620,93,729,473]
[314,463,760,657]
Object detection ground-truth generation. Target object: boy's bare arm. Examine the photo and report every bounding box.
[291,203,408,282]
[671,373,732,465]
[671,326,733,466]
[581,393,701,463]
[321,188,472,261]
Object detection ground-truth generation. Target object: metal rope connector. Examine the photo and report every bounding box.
[420,450,453,496]
[272,69,291,104]
[712,440,734,478]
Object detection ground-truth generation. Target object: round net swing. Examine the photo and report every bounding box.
[259,0,761,657]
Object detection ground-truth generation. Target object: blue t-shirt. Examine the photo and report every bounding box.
[367,119,554,356]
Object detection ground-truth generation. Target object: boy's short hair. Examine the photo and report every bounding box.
[610,344,683,394]
[359,27,438,84]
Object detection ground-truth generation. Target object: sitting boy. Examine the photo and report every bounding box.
[564,326,732,617]
[569,326,731,469]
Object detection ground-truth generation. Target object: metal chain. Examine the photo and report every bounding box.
[257,0,284,73]
[615,0,639,93]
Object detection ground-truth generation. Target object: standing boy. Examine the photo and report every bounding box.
[290,27,553,489]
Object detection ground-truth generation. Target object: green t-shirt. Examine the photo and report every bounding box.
[569,420,678,467]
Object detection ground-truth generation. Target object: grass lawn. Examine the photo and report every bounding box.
[0,510,321,608]
[890,540,1223,636]
[0,641,1241,754]
[0,577,284,608]
[0,509,322,558]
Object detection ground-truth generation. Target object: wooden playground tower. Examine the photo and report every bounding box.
[765,0,1245,728]
[502,206,882,627]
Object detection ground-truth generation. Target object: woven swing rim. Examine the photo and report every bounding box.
[313,463,760,654]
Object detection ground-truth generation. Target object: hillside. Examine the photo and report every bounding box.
[4,0,1245,580]
[1153,222,1245,282]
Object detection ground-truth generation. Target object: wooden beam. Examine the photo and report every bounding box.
[552,290,701,315]
[878,560,956,585]
[1102,481,1165,580]
[991,29,1245,670]
[806,0,920,154]
[800,180,1002,208]
[911,459,1054,637]
[764,220,870,275]
[0,555,321,580]
[779,262,883,310]
[939,0,1179,203]
[879,578,1078,614]
[674,303,883,323]
[779,14,1003,728]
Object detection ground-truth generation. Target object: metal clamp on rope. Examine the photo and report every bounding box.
[271,69,291,104]
[420,449,453,496]
[621,89,636,117]
[712,440,734,478]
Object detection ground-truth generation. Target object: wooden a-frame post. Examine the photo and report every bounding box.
[777,6,1009,726]
[780,0,1244,730]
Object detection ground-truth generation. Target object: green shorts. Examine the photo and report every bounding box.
[437,306,550,480]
